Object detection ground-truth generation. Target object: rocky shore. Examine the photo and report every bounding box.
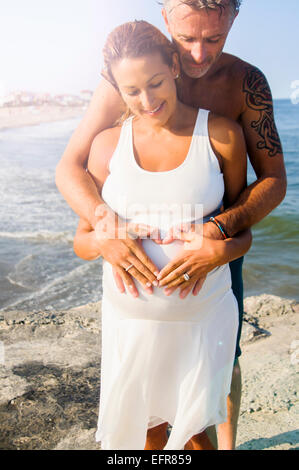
[0,294,298,450]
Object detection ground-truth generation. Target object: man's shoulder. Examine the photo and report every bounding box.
[222,54,271,96]
[221,53,266,79]
[218,54,272,115]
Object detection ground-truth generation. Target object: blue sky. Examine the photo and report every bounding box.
[0,0,298,98]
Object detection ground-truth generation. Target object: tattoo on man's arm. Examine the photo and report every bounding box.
[243,66,283,157]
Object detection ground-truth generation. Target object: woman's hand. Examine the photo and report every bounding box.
[157,223,226,297]
[94,206,161,297]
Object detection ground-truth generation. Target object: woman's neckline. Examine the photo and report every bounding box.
[129,109,201,175]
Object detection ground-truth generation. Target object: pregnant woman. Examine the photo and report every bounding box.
[73,21,251,450]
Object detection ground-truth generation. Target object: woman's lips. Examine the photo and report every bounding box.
[143,102,165,116]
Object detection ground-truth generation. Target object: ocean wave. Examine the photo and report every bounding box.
[6,274,30,290]
[0,230,74,244]
[2,261,101,312]
[252,212,299,240]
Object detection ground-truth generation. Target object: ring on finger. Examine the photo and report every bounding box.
[125,264,134,272]
[183,272,190,282]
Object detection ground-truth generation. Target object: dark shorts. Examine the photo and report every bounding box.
[229,257,244,364]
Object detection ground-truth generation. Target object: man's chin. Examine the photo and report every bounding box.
[182,63,212,79]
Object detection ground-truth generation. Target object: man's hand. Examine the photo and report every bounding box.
[157,223,225,298]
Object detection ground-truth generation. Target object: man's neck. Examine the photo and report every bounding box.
[177,52,243,120]
[181,52,228,87]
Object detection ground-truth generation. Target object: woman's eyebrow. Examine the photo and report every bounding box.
[146,73,164,83]
[122,73,165,89]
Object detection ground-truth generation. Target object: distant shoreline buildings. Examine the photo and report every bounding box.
[0,90,93,108]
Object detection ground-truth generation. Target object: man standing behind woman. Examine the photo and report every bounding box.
[56,0,286,450]
[74,19,251,450]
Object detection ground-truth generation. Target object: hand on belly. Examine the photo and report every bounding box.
[141,238,184,272]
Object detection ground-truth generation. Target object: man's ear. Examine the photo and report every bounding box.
[231,10,239,24]
[162,8,171,34]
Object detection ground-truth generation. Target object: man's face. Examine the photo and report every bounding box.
[163,3,237,79]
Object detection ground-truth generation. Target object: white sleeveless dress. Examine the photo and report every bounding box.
[95,109,239,450]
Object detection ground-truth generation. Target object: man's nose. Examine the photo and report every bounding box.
[191,42,207,64]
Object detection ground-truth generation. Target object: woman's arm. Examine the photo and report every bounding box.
[74,218,101,261]
[72,129,118,261]
[73,128,160,295]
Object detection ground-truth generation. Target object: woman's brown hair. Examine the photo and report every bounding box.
[102,20,177,91]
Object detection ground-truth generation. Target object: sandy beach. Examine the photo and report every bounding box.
[0,294,298,450]
[0,105,86,131]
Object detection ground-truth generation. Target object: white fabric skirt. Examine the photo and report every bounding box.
[96,240,238,450]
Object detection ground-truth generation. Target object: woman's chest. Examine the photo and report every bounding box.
[102,164,224,222]
[132,133,192,173]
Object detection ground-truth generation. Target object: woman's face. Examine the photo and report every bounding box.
[111,52,179,125]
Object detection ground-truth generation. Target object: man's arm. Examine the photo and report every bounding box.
[55,78,125,229]
[213,64,287,238]
[158,116,252,293]
[56,79,160,294]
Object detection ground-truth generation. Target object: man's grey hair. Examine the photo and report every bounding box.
[163,0,242,16]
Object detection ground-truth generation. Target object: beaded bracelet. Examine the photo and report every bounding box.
[209,217,229,240]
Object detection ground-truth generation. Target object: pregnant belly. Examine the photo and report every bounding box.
[142,238,184,271]
[102,239,232,322]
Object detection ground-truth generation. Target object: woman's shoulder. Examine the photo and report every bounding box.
[208,112,245,154]
[208,112,243,140]
[88,125,122,177]
[91,125,122,154]
[208,112,246,164]
[209,111,243,136]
